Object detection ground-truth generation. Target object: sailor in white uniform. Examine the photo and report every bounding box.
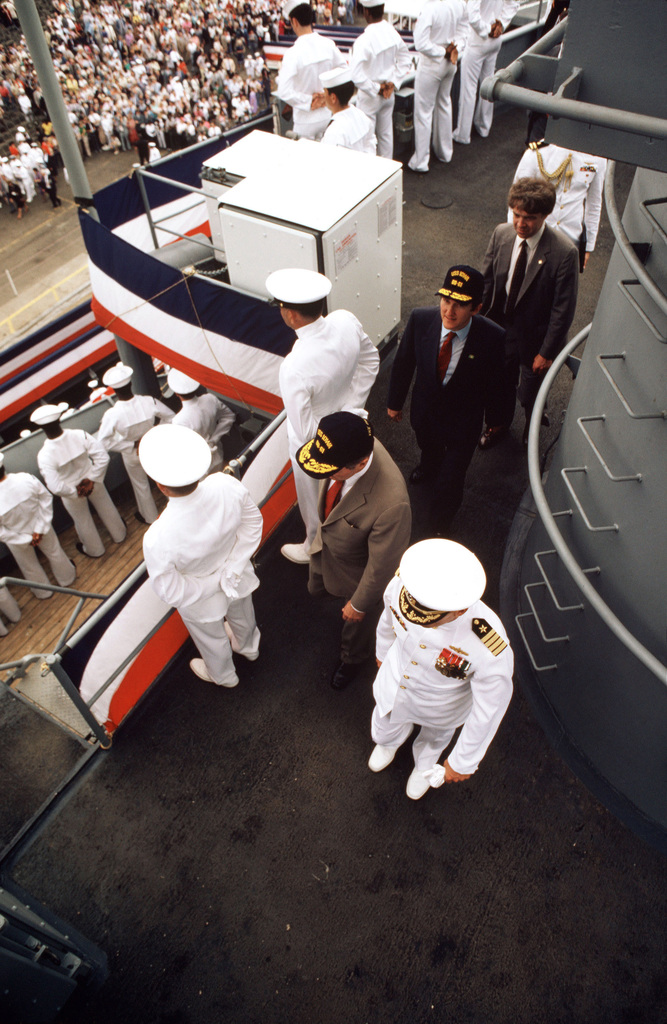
[0,454,76,599]
[319,67,377,155]
[97,363,174,524]
[408,0,469,174]
[452,0,518,146]
[31,403,127,559]
[349,0,412,159]
[140,425,263,688]
[510,141,608,271]
[0,585,21,637]
[168,368,235,473]
[369,539,513,800]
[275,0,347,140]
[266,268,380,564]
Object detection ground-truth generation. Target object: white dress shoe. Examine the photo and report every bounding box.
[368,744,398,773]
[281,541,310,564]
[406,767,431,800]
[223,621,259,661]
[190,658,238,687]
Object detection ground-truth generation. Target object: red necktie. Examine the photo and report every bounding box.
[437,331,455,384]
[324,479,344,519]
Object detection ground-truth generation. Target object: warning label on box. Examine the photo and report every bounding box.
[378,195,397,236]
[334,232,358,274]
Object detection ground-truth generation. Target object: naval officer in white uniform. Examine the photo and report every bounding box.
[0,453,76,598]
[349,0,413,159]
[320,67,377,155]
[97,362,174,524]
[266,268,380,564]
[510,141,607,271]
[31,403,127,559]
[452,0,519,146]
[275,0,347,141]
[167,368,236,473]
[369,539,513,800]
[408,0,469,174]
[140,425,263,688]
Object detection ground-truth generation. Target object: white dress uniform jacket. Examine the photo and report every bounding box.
[373,575,513,774]
[279,310,380,547]
[510,144,608,253]
[350,19,413,158]
[408,0,469,172]
[453,0,518,144]
[0,472,75,597]
[276,32,347,139]
[97,394,174,523]
[143,474,263,686]
[321,105,377,154]
[172,393,235,472]
[37,429,126,557]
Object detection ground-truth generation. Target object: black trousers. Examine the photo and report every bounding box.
[417,440,475,535]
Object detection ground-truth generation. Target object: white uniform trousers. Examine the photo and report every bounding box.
[371,706,456,771]
[453,41,500,143]
[0,586,21,635]
[290,452,321,550]
[121,449,158,523]
[409,57,456,172]
[7,527,76,599]
[62,483,126,558]
[182,594,260,687]
[357,93,394,159]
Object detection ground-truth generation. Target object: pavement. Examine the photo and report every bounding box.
[2,110,666,1024]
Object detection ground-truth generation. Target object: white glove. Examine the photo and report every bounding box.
[422,764,446,788]
[220,568,241,601]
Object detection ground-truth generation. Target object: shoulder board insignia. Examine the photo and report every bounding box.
[528,139,547,150]
[472,617,507,656]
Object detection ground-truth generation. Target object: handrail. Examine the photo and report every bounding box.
[605,163,667,318]
[526,325,667,685]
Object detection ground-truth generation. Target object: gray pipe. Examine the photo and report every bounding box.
[15,0,98,220]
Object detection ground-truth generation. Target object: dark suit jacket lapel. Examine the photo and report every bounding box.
[428,309,443,380]
[495,228,515,299]
[517,227,551,304]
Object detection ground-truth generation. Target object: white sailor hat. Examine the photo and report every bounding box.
[398,539,486,623]
[360,0,386,7]
[265,268,332,307]
[139,424,211,486]
[283,0,304,18]
[30,402,69,426]
[102,362,134,388]
[319,66,353,89]
[167,368,200,395]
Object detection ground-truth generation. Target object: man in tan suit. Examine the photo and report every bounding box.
[295,412,411,690]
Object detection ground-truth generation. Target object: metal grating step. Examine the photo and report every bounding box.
[10,663,95,742]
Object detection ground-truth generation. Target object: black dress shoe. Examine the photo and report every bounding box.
[75,542,96,558]
[134,511,149,525]
[331,661,359,690]
[409,465,425,485]
[478,426,508,450]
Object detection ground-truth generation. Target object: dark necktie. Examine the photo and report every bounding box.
[505,239,527,317]
[437,331,456,384]
[324,479,344,519]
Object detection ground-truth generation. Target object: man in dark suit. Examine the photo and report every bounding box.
[479,177,579,448]
[295,412,412,690]
[387,265,507,534]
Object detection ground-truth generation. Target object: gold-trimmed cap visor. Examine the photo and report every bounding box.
[399,587,449,626]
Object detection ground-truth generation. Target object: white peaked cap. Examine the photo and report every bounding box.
[167,368,200,395]
[399,539,487,612]
[102,362,134,388]
[320,66,353,89]
[0,453,4,468]
[360,0,386,7]
[30,402,69,425]
[265,268,332,305]
[283,0,304,19]
[139,424,211,485]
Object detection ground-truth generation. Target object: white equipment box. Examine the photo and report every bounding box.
[214,132,403,347]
